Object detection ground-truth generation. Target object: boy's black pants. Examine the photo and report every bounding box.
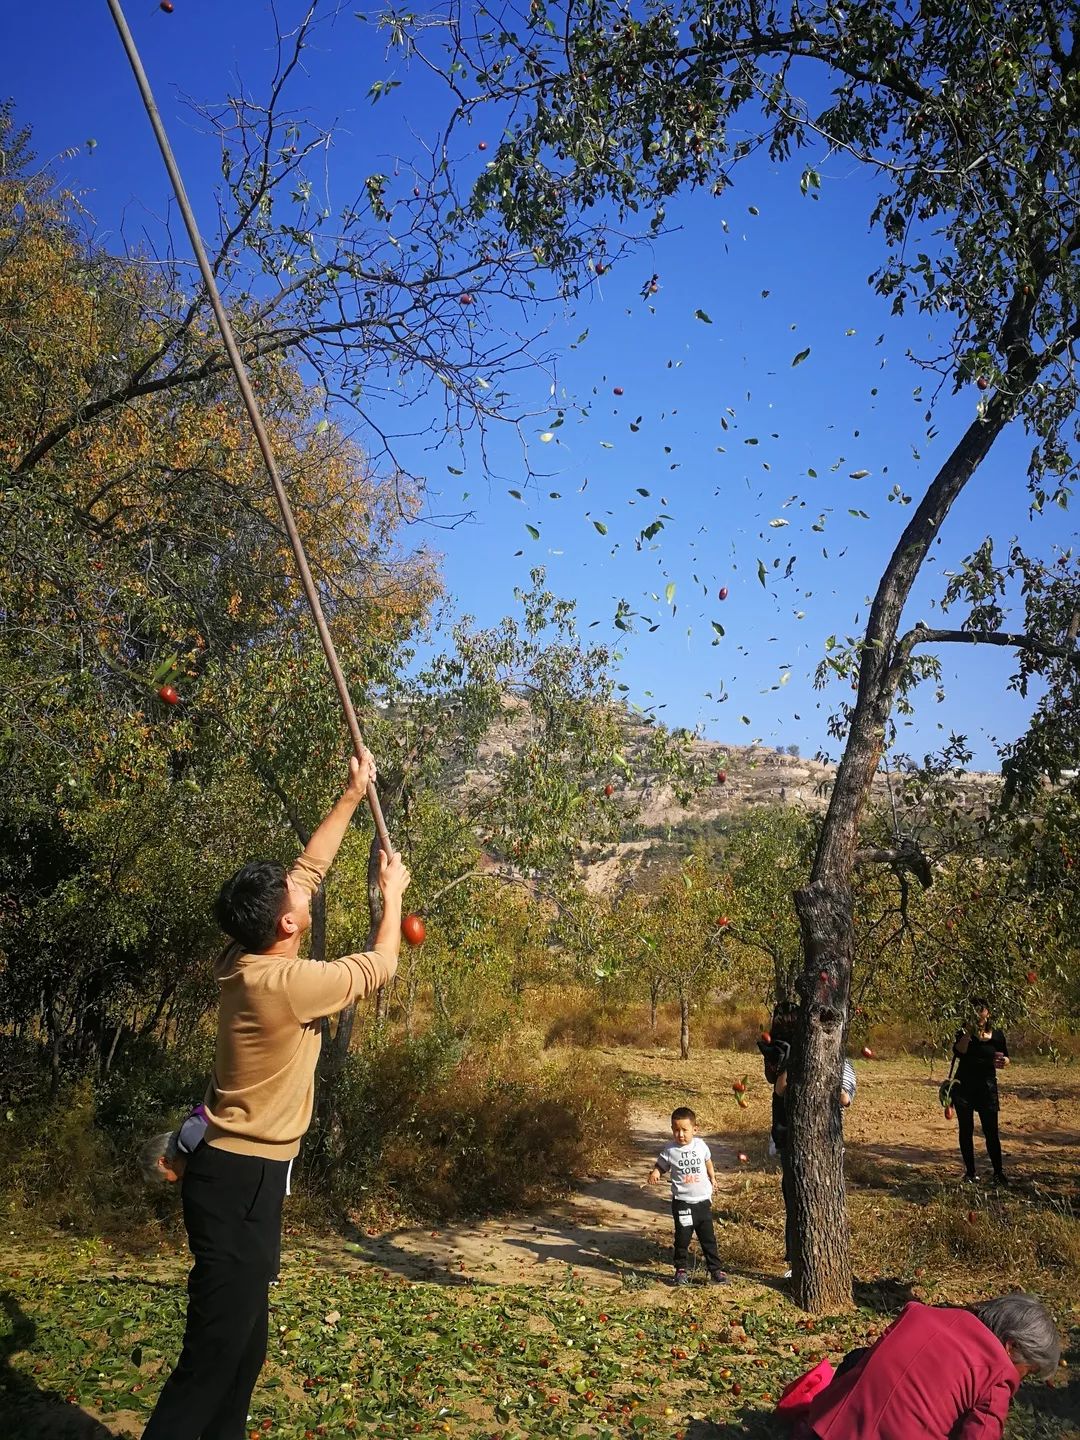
[143,1144,289,1440]
[955,1098,1004,1176]
[671,1197,722,1272]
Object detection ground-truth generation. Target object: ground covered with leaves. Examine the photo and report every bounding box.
[1,1053,1077,1438]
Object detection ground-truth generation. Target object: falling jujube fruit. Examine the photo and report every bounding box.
[402,913,427,947]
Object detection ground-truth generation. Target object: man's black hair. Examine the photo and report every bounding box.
[214,860,289,952]
[671,1106,696,1125]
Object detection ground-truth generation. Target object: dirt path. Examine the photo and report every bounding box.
[302,1105,764,1291]
[315,1106,677,1288]
[300,1054,1079,1291]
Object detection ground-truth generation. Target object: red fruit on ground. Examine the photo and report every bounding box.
[967,1210,978,1223]
[737,1152,748,1164]
[717,769,727,783]
[718,586,729,600]
[604,784,613,797]
[760,1031,771,1044]
[732,1080,746,1093]
[158,684,180,706]
[1026,970,1037,983]
[402,913,427,947]
[862,1046,874,1059]
[717,915,730,928]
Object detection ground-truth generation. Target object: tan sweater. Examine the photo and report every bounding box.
[203,843,396,1161]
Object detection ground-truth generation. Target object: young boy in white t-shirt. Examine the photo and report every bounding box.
[647,1106,728,1286]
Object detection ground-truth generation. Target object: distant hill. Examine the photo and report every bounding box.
[469,697,1003,892]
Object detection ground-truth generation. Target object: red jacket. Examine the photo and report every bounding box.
[805,1303,1021,1440]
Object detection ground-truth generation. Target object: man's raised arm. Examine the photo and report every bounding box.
[291,750,375,894]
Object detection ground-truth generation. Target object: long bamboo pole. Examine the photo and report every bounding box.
[105,0,392,854]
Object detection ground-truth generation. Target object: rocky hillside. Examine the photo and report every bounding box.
[471,698,1003,892]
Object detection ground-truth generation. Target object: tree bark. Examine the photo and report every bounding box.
[679,989,690,1060]
[649,975,661,1031]
[789,392,1017,1311]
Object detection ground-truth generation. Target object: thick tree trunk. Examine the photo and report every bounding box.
[788,395,1015,1312]
[679,990,690,1060]
[789,881,854,1310]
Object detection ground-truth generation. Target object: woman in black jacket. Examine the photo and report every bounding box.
[952,996,1009,1184]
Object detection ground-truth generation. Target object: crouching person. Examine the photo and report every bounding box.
[143,750,409,1440]
[789,1294,1060,1439]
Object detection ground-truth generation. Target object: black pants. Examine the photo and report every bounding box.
[955,1099,1004,1177]
[671,1198,722,1273]
[143,1145,290,1440]
[779,1144,797,1263]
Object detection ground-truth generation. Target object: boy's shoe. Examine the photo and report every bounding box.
[672,1269,690,1287]
[962,1172,977,1183]
[992,1171,1009,1186]
[709,1270,729,1286]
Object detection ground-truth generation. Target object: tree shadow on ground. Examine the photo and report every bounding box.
[685,1406,784,1437]
[0,1292,118,1438]
[852,1275,917,1315]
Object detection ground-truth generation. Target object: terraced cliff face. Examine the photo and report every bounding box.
[467,696,1004,893]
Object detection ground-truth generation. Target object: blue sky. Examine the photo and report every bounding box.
[7,1,1072,771]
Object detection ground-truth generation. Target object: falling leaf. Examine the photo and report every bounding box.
[768,518,790,528]
[525,524,540,540]
[757,559,767,587]
[665,582,676,605]
[694,309,713,323]
[792,347,811,367]
[849,469,871,479]
[593,520,608,535]
[539,431,555,443]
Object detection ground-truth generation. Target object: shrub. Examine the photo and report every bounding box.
[322,1031,629,1222]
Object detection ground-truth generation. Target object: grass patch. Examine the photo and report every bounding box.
[0,1247,1073,1439]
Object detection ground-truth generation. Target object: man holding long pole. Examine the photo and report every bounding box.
[143,750,409,1440]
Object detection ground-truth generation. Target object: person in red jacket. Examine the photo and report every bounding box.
[797,1295,1060,1440]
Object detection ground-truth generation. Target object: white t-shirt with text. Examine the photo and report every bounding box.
[656,1137,713,1203]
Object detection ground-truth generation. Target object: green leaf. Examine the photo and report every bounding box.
[665,582,676,605]
[849,469,871,479]
[757,559,767,587]
[526,524,540,540]
[694,309,713,323]
[593,520,608,535]
[791,347,811,367]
